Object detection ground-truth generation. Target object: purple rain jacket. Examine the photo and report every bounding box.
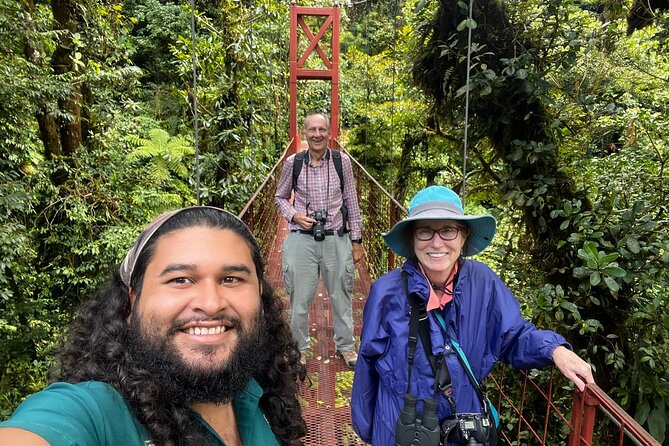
[351,258,569,445]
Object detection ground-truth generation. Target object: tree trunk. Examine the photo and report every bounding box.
[51,0,82,160]
[21,0,66,179]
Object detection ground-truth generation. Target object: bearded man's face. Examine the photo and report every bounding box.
[125,226,271,403]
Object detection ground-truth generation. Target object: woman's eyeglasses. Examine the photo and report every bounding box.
[414,226,465,241]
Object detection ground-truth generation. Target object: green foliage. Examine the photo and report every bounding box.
[573,241,626,293]
[168,0,287,211]
[125,0,191,83]
[1,0,669,442]
[383,0,669,441]
[127,128,194,194]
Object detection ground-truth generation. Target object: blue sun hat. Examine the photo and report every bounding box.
[383,186,497,258]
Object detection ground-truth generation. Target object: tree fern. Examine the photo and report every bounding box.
[126,128,194,187]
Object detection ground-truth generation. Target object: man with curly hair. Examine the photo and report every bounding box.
[0,206,306,446]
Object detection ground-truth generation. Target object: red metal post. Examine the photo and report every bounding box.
[288,5,341,154]
[569,387,599,446]
[580,392,599,445]
[289,6,299,154]
[569,389,585,446]
[330,7,340,146]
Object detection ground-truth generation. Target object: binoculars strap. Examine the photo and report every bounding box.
[402,271,452,404]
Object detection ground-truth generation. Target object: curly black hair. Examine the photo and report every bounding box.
[55,208,307,445]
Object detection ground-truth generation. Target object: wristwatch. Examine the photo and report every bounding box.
[351,238,362,244]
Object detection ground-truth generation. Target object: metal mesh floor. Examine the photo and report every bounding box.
[298,285,367,446]
[266,222,370,445]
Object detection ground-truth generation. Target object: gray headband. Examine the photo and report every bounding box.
[119,206,241,288]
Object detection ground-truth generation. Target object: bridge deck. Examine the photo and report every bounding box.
[265,220,371,446]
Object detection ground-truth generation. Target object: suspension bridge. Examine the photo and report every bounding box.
[231,4,659,446]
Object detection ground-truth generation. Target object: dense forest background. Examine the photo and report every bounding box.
[1,0,669,442]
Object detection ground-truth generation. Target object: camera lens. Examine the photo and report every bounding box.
[311,211,326,241]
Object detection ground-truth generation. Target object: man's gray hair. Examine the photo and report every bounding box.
[303,113,330,131]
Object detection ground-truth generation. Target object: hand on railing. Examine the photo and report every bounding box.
[552,345,595,392]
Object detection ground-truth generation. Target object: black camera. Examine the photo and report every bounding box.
[440,413,492,445]
[309,210,327,241]
[395,394,441,446]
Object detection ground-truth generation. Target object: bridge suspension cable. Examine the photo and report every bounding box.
[189,0,201,205]
[461,0,474,210]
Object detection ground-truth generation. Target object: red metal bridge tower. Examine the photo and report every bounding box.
[289,4,340,153]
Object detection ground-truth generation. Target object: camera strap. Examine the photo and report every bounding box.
[402,270,500,432]
[434,312,500,430]
[402,271,453,404]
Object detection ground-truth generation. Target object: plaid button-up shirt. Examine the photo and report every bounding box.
[275,148,362,240]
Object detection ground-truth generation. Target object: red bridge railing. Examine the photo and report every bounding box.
[570,383,660,446]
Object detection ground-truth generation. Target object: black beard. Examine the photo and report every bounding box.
[124,307,271,405]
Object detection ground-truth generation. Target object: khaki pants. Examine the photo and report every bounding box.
[281,231,356,353]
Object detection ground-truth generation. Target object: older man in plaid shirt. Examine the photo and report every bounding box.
[275,113,363,368]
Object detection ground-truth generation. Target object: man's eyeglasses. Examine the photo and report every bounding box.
[414,226,465,241]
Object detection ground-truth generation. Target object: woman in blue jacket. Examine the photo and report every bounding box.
[351,186,594,446]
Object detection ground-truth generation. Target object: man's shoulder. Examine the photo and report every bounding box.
[33,381,121,402]
[1,381,152,445]
[276,153,297,181]
[333,149,352,163]
[13,381,130,419]
[281,152,300,172]
[233,379,280,446]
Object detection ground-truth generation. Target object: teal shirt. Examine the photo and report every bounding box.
[0,380,279,446]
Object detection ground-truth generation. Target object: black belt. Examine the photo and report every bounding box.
[292,229,337,236]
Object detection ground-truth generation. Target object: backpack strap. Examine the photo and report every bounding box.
[291,149,344,194]
[331,150,348,235]
[291,150,307,193]
[330,149,344,194]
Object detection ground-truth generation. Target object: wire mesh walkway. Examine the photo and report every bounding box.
[265,220,370,445]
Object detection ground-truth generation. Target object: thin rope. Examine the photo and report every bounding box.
[189,0,201,206]
[270,22,279,151]
[248,25,256,147]
[390,0,398,179]
[364,0,371,165]
[461,0,474,211]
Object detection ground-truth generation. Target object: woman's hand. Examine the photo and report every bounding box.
[552,345,595,392]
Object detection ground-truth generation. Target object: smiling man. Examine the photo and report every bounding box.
[0,207,306,446]
[275,113,363,369]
